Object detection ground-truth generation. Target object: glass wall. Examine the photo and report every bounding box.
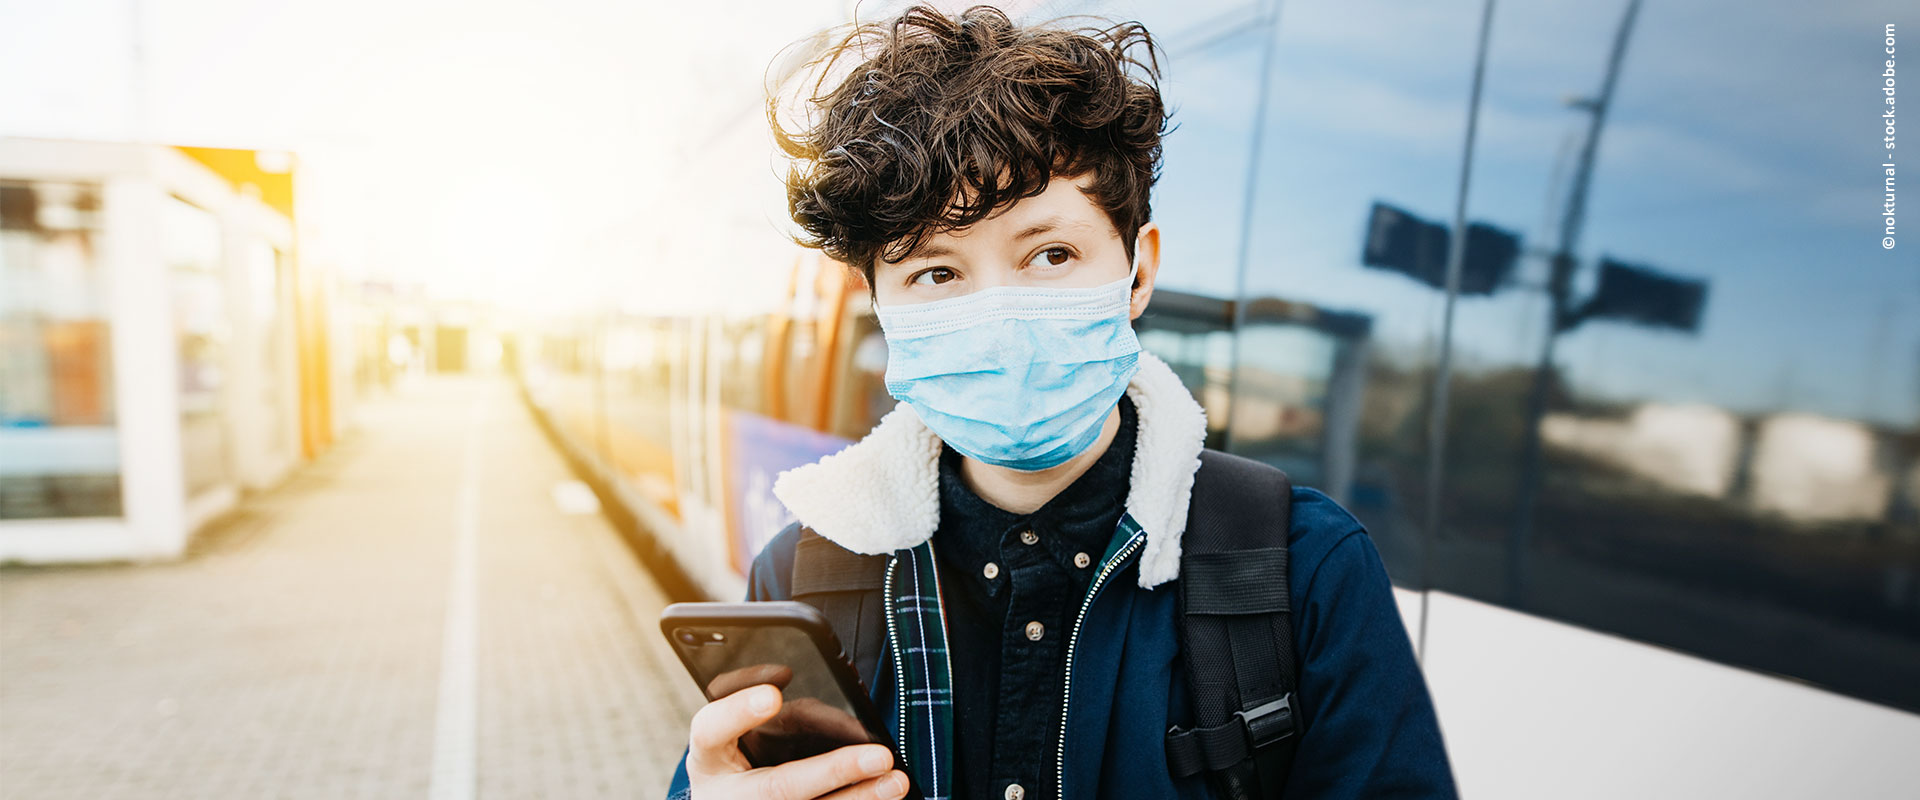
[1216,0,1920,712]
[1439,0,1919,712]
[1134,290,1237,446]
[0,180,120,519]
[1227,0,1487,585]
[1070,0,1277,303]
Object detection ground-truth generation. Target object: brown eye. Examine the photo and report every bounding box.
[1028,247,1073,268]
[912,267,956,286]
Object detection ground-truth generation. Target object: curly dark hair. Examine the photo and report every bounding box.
[770,4,1168,290]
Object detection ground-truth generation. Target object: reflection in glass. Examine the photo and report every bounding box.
[1135,289,1236,447]
[1206,0,1920,711]
[1228,0,1483,587]
[1129,0,1920,712]
[1226,298,1371,506]
[1441,0,1919,711]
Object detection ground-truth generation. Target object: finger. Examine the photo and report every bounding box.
[747,743,895,800]
[687,684,782,779]
[779,696,874,744]
[707,663,796,697]
[816,770,911,800]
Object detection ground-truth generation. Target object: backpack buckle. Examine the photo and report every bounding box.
[1238,693,1297,752]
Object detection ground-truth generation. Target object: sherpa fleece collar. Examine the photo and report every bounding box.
[769,348,1209,589]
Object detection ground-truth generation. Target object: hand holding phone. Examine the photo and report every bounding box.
[684,684,908,800]
[666,602,917,800]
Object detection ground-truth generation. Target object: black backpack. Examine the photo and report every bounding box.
[789,448,1298,799]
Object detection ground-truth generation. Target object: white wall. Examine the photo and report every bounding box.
[1418,591,1920,799]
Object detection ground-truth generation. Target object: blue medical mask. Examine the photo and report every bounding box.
[874,262,1142,471]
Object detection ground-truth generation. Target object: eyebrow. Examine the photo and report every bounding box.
[885,215,1094,267]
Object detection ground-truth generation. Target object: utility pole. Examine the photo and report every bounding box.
[1425,0,1499,566]
[1506,0,1643,607]
[1220,0,1283,453]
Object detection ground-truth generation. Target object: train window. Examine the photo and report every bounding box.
[1227,0,1485,585]
[718,316,768,414]
[1226,300,1372,503]
[603,317,678,507]
[781,310,818,426]
[830,314,895,442]
[1427,0,1919,711]
[1220,0,1918,710]
[1138,13,1271,299]
[1133,290,1237,446]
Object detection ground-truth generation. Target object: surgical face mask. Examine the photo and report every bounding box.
[873,261,1142,471]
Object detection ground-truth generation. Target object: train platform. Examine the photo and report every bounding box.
[0,375,703,799]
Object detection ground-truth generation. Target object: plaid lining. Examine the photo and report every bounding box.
[890,541,955,800]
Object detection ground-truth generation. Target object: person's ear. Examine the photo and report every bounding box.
[855,264,878,313]
[1128,222,1161,321]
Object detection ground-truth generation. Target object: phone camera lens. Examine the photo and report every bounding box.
[676,629,697,645]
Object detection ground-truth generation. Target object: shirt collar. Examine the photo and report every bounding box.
[934,393,1138,582]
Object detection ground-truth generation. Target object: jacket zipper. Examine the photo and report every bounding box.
[1055,528,1147,798]
[883,555,910,777]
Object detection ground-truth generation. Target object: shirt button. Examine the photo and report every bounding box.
[1074,551,1092,568]
[983,562,1000,580]
[1025,620,1045,641]
[1005,783,1026,800]
[1020,530,1039,546]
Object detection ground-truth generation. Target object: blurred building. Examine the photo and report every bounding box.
[0,137,338,562]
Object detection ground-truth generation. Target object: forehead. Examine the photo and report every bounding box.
[888,173,1116,262]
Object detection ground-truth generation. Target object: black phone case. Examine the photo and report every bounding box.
[661,601,921,800]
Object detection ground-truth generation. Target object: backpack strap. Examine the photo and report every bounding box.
[1164,449,1299,799]
[789,525,892,691]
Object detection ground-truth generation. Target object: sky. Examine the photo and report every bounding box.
[4,0,1915,426]
[0,0,852,313]
[1146,0,1920,427]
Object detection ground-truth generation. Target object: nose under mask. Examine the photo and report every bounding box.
[872,262,1142,471]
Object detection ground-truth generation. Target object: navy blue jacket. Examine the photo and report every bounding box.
[665,486,1457,799]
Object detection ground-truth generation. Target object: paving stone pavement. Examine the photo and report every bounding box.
[0,375,705,799]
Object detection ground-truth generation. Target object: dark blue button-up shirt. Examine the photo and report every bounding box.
[932,394,1137,800]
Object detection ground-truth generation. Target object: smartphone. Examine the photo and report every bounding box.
[661,601,917,797]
